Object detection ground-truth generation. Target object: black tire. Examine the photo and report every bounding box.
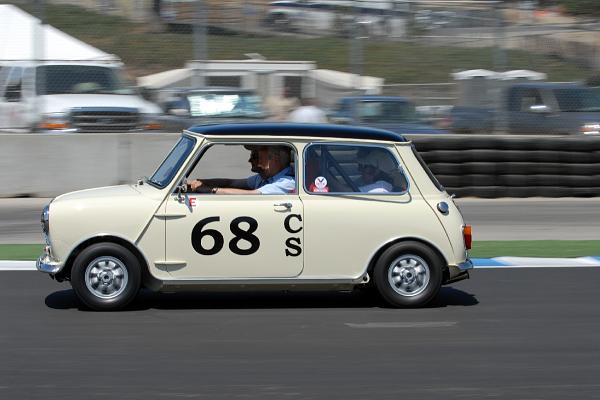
[373,241,444,308]
[71,243,141,311]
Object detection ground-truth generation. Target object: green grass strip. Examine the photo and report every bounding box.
[1,241,599,261]
[0,244,44,261]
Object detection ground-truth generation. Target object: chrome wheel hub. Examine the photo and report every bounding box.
[387,254,430,297]
[85,256,128,299]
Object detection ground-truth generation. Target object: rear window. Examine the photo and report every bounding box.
[304,143,409,194]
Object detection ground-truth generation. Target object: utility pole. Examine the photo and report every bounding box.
[493,1,507,72]
[34,0,46,117]
[349,0,364,94]
[193,0,208,87]
[493,1,508,133]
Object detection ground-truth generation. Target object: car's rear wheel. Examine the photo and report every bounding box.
[373,241,443,308]
[71,243,141,311]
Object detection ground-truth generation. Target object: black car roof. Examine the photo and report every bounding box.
[186,123,408,142]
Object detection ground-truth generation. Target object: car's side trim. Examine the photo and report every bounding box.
[156,276,370,292]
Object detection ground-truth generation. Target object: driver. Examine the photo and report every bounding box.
[187,145,295,195]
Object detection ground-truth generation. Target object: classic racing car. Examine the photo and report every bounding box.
[37,123,472,310]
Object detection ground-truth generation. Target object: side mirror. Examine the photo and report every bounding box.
[529,104,551,114]
[168,108,190,117]
[176,178,188,202]
[164,99,189,117]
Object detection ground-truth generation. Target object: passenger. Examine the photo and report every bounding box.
[188,145,295,195]
[355,151,393,193]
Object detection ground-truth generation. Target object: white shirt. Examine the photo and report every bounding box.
[359,180,393,194]
[246,166,295,194]
[288,105,327,123]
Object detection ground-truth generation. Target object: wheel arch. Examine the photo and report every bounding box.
[365,237,449,282]
[56,235,158,289]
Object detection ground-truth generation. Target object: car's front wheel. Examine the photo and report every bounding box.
[373,241,443,308]
[71,243,141,311]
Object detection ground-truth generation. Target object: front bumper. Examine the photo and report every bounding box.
[36,246,63,274]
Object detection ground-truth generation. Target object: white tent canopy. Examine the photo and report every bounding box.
[0,4,118,62]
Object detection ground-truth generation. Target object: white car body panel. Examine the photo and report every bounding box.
[40,129,469,289]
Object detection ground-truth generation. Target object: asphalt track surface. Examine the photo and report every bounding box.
[1,197,600,243]
[2,268,600,399]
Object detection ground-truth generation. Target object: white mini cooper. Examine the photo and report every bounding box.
[37,123,472,310]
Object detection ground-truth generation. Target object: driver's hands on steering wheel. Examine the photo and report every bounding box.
[188,179,212,193]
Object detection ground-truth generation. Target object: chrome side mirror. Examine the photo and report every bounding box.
[529,104,551,114]
[176,178,188,202]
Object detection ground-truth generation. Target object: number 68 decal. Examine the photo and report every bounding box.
[191,216,260,256]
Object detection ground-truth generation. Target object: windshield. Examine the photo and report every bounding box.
[36,65,136,95]
[356,101,420,123]
[186,93,265,118]
[148,136,196,188]
[553,88,600,112]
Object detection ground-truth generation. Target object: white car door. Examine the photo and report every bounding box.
[164,193,304,279]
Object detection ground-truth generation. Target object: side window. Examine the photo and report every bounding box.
[206,76,242,88]
[4,67,23,102]
[188,143,297,195]
[0,66,10,99]
[519,89,543,112]
[304,144,408,194]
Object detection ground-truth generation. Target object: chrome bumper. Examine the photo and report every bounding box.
[457,258,473,271]
[36,247,63,274]
[444,259,472,285]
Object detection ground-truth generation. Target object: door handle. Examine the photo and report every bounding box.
[274,202,292,210]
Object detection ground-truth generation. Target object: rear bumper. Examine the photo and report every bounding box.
[444,258,473,285]
[457,259,473,271]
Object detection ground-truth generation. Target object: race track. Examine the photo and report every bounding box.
[1,268,600,399]
[2,197,600,243]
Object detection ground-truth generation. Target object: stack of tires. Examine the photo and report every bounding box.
[410,135,600,198]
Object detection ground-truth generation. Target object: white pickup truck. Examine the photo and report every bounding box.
[0,61,163,133]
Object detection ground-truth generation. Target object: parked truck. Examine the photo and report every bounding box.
[0,61,163,133]
[450,82,600,135]
[329,96,448,135]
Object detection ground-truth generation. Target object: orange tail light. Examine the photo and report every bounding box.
[463,225,472,250]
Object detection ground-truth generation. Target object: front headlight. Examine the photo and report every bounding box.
[141,114,163,131]
[581,123,600,135]
[37,112,71,131]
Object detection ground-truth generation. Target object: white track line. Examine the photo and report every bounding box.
[0,261,36,271]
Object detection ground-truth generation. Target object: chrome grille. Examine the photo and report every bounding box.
[70,107,140,132]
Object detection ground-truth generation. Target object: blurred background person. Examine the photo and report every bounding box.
[289,97,327,123]
[264,86,300,121]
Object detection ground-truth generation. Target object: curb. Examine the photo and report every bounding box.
[472,256,600,269]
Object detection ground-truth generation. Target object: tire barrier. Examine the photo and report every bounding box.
[0,133,598,198]
[409,135,600,198]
